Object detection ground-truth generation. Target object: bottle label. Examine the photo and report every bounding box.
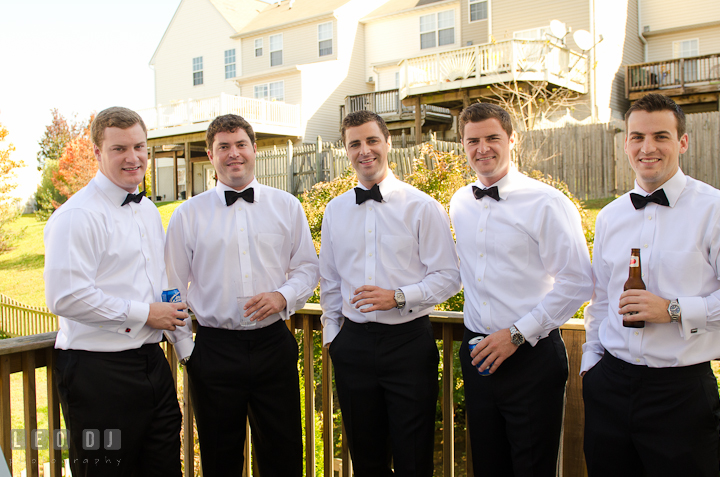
[629,256,639,268]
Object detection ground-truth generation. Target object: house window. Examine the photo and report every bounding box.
[254,81,284,102]
[420,10,455,50]
[192,56,203,86]
[469,0,487,22]
[318,22,333,57]
[673,39,699,58]
[255,38,263,57]
[513,27,550,40]
[224,49,236,79]
[270,34,283,66]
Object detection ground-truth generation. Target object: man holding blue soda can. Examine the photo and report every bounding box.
[165,114,319,476]
[449,103,592,476]
[45,107,189,476]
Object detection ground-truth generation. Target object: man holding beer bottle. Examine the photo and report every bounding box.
[450,102,592,475]
[582,93,720,476]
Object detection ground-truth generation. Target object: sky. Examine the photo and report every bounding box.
[0,0,183,204]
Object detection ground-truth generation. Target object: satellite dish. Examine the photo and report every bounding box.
[573,29,593,50]
[550,20,567,39]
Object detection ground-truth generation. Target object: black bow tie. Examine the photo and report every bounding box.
[225,188,254,206]
[472,185,500,201]
[355,184,383,205]
[121,191,145,206]
[630,189,669,209]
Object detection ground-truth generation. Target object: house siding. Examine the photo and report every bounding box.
[641,0,720,34]
[646,25,720,62]
[153,0,241,105]
[460,0,488,46]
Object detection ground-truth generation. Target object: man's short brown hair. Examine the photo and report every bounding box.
[625,93,686,137]
[91,107,147,148]
[459,103,513,139]
[206,114,256,149]
[341,111,390,145]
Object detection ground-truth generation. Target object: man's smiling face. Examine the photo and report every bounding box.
[462,118,516,187]
[345,120,390,189]
[94,124,148,193]
[208,128,257,190]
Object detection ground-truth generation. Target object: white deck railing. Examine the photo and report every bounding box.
[138,93,302,131]
[399,39,588,98]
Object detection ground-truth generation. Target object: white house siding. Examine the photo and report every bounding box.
[241,18,338,77]
[646,25,720,62]
[460,0,488,46]
[364,1,462,79]
[641,0,720,34]
[241,72,302,106]
[152,0,242,105]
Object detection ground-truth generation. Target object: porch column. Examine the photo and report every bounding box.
[173,151,178,201]
[185,141,192,199]
[414,96,422,145]
[150,146,156,201]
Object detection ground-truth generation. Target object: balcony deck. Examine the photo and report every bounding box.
[137,93,303,140]
[342,89,453,130]
[398,39,588,108]
[0,305,588,477]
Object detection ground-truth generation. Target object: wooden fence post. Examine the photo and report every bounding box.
[316,136,323,184]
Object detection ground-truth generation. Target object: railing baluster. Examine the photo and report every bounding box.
[46,348,62,477]
[322,334,333,476]
[303,315,315,476]
[182,365,194,477]
[442,323,454,477]
[23,350,39,477]
[0,354,11,474]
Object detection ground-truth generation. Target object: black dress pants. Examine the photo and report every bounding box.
[55,343,182,477]
[583,351,720,477]
[329,316,439,477]
[460,327,568,477]
[187,320,302,477]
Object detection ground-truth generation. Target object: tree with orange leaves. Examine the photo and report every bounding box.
[51,120,98,208]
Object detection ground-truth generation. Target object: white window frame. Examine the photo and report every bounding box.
[270,34,283,67]
[192,56,203,86]
[255,38,263,57]
[318,22,333,57]
[224,49,236,79]
[420,10,455,50]
[469,0,487,23]
[253,81,284,102]
[673,38,699,58]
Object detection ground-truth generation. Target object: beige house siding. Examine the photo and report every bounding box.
[241,73,302,106]
[460,0,488,46]
[646,25,720,62]
[641,0,720,34]
[364,2,461,81]
[153,0,242,105]
[241,18,338,77]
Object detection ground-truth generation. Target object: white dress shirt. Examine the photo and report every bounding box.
[582,169,720,372]
[450,168,593,346]
[165,179,320,356]
[319,171,461,345]
[45,171,173,352]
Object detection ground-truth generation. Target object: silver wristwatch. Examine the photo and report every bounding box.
[667,299,681,323]
[179,356,190,365]
[509,325,526,346]
[394,288,406,309]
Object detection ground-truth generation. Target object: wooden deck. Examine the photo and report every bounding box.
[0,305,588,476]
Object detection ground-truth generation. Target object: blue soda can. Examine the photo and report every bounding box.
[162,288,182,304]
[468,336,492,376]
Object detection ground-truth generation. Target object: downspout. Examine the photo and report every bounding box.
[488,0,493,43]
[637,0,648,61]
[589,0,597,119]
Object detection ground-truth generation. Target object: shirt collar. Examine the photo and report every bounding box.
[472,164,520,201]
[214,178,261,206]
[631,168,686,208]
[355,170,398,202]
[94,171,140,208]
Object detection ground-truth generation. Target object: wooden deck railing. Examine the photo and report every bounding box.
[625,53,720,98]
[0,305,588,476]
[0,294,57,337]
[343,89,452,118]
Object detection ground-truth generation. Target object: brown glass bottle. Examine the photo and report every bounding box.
[623,248,646,328]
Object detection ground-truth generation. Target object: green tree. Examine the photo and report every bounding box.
[0,120,25,252]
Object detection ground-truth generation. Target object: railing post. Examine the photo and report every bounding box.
[303,316,316,477]
[322,328,334,477]
[475,45,481,79]
[442,323,455,477]
[182,365,195,477]
[287,140,294,194]
[0,354,11,474]
[316,136,324,184]
[680,58,685,88]
[23,350,39,477]
[46,349,62,477]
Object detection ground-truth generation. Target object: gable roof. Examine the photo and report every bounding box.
[234,0,351,37]
[210,0,269,32]
[362,0,454,22]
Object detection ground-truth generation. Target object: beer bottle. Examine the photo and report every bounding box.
[623,248,646,328]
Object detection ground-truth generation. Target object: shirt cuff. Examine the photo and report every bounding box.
[172,337,195,361]
[580,351,602,374]
[398,284,422,317]
[678,296,707,339]
[322,318,342,346]
[118,301,149,339]
[514,314,546,347]
[276,285,297,321]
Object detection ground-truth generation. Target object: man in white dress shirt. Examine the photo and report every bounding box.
[449,102,593,476]
[165,114,319,476]
[582,93,720,476]
[320,110,461,476]
[45,107,189,476]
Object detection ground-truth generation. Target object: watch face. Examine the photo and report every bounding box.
[669,304,680,314]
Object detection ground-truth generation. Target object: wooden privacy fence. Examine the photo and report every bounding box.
[0,306,589,477]
[0,294,57,337]
[253,112,719,201]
